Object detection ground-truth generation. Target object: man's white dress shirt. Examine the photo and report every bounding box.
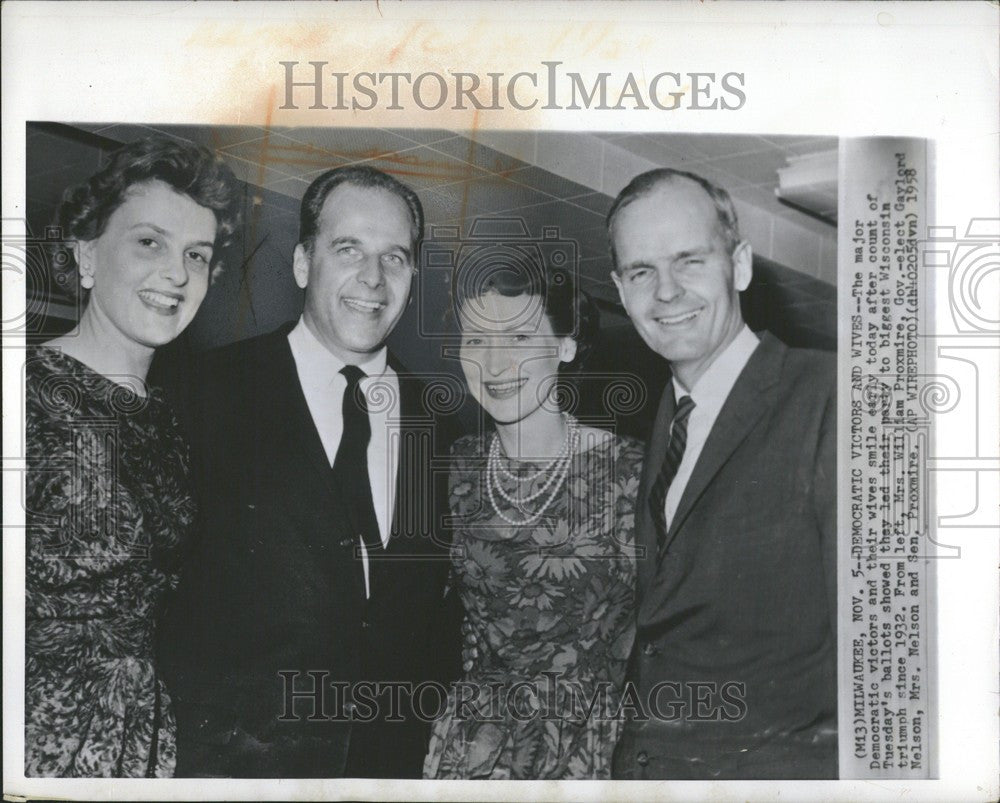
[664,325,760,530]
[288,317,399,597]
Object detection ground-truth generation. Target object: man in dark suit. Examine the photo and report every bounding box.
[607,169,837,780]
[158,166,461,778]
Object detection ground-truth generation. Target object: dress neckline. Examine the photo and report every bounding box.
[485,429,619,464]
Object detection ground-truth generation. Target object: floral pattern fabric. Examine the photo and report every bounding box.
[424,432,643,779]
[24,346,192,777]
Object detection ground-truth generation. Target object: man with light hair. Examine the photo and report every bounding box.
[608,168,837,780]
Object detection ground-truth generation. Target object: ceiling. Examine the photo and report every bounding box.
[596,131,838,222]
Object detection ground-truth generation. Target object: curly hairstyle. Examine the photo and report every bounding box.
[450,245,600,374]
[52,136,242,295]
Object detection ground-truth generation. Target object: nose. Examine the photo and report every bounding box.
[484,345,513,377]
[161,250,189,286]
[654,265,683,303]
[356,254,384,288]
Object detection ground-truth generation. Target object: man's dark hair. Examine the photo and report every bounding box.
[298,165,424,255]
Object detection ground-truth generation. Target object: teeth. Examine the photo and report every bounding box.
[487,380,525,392]
[139,290,180,308]
[343,298,384,313]
[655,310,699,325]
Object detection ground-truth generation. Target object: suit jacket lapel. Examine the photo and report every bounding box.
[258,327,334,482]
[257,327,364,604]
[636,381,676,596]
[658,333,786,557]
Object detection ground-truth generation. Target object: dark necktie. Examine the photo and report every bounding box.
[649,394,695,551]
[331,366,384,587]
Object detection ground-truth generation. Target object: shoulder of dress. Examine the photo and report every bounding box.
[450,432,490,459]
[23,348,98,424]
[606,435,645,493]
[612,432,647,461]
[24,344,67,381]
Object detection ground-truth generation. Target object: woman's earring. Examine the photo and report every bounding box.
[80,268,94,290]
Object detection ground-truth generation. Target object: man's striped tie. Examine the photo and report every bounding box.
[649,394,696,551]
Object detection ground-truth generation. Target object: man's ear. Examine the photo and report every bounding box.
[610,269,626,307]
[732,240,753,292]
[558,337,578,365]
[292,243,310,290]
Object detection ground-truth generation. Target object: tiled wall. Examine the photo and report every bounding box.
[472,130,839,286]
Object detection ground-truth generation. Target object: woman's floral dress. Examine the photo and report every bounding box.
[24,346,193,777]
[424,432,643,779]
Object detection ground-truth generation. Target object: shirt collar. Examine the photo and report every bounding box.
[672,325,759,417]
[288,316,389,386]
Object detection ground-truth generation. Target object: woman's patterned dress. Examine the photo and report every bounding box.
[424,432,643,780]
[24,346,193,777]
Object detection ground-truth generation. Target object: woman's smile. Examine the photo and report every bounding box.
[484,377,528,400]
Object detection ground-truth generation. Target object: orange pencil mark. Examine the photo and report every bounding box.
[226,138,519,188]
[389,23,422,64]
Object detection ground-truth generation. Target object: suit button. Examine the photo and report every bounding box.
[642,642,659,657]
[360,620,370,629]
[636,751,649,767]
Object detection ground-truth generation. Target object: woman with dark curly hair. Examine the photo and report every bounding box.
[24,137,241,777]
[423,254,644,779]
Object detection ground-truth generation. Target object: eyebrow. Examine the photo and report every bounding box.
[621,248,710,271]
[672,248,710,260]
[465,327,537,334]
[129,223,214,249]
[329,235,412,261]
[461,320,543,335]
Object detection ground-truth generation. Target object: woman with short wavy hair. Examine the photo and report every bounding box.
[24,136,241,777]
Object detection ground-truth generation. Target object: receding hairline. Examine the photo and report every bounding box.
[318,180,413,211]
[309,181,419,246]
[610,173,717,229]
[298,166,424,256]
[608,171,739,270]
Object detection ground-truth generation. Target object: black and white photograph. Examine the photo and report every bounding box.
[3,3,997,802]
[21,122,841,782]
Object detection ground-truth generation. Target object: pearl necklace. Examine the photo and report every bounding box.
[486,416,579,526]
